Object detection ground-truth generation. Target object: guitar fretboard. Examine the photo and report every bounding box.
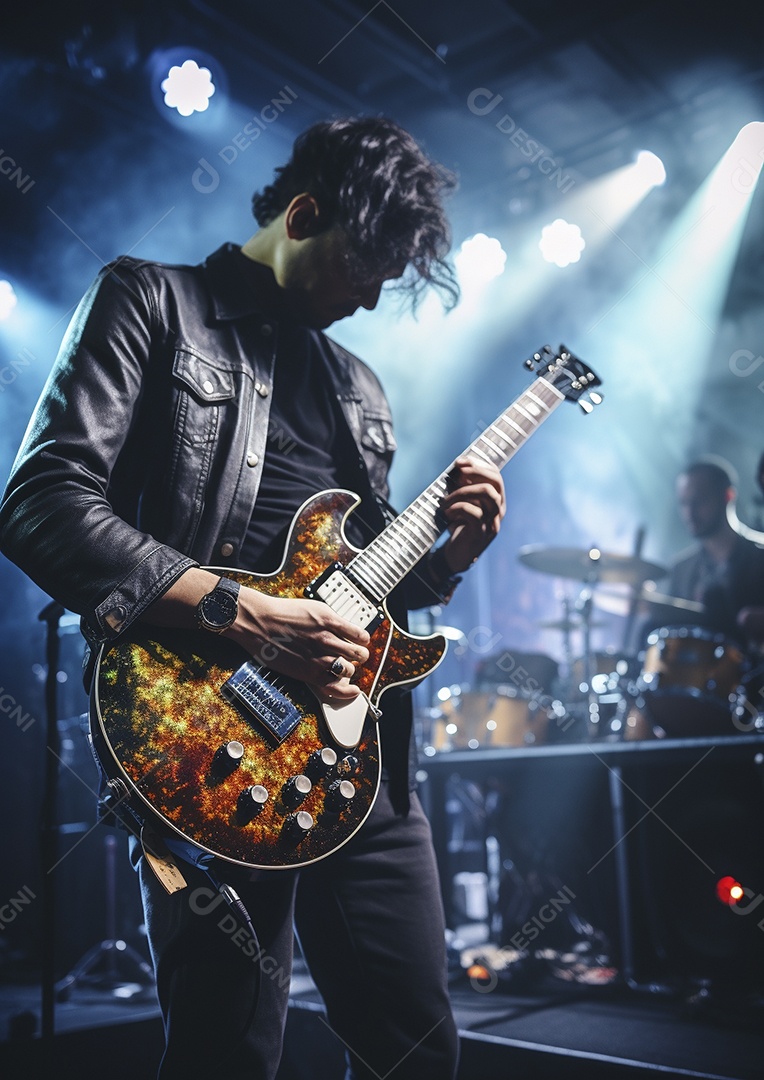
[347,375,565,602]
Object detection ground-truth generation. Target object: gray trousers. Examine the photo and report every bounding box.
[132,784,459,1079]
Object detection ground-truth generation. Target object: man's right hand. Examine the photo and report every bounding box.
[142,567,370,702]
[225,588,370,702]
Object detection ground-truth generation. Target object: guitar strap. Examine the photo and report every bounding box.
[140,826,189,895]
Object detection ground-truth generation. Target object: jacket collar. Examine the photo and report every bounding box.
[204,244,358,398]
[203,243,278,322]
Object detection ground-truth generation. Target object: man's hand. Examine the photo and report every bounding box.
[226,590,370,702]
[439,456,506,574]
[142,567,369,702]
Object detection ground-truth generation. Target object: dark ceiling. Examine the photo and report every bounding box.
[4,1,764,240]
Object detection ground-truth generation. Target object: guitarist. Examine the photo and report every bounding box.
[0,118,505,1079]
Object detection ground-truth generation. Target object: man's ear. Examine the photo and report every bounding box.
[285,193,322,240]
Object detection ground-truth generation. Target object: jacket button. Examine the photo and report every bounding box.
[261,324,273,337]
[257,383,269,397]
[220,543,234,558]
[246,453,259,467]
[202,379,214,395]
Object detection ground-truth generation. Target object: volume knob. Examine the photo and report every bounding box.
[281,811,313,844]
[237,784,269,823]
[306,747,338,779]
[281,774,312,808]
[325,779,356,813]
[211,740,244,777]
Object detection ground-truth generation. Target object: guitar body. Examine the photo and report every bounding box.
[91,490,447,869]
[90,346,600,870]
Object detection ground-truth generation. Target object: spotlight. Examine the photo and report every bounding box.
[538,219,585,267]
[634,150,666,187]
[0,280,18,321]
[161,58,215,117]
[148,47,227,127]
[454,233,507,287]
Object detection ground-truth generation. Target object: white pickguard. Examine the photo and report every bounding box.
[320,694,371,749]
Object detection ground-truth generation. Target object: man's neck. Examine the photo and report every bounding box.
[241,230,276,268]
[701,523,738,564]
[239,231,292,321]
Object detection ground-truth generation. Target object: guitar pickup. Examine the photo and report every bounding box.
[304,563,383,633]
[221,664,301,744]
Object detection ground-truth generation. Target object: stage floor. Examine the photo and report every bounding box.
[1,964,762,1080]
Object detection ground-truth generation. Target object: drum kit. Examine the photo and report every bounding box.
[421,543,764,754]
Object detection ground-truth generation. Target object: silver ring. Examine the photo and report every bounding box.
[329,657,345,678]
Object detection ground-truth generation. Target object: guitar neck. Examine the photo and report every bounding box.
[348,375,565,602]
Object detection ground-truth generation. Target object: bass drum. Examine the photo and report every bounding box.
[624,625,746,739]
[429,689,549,750]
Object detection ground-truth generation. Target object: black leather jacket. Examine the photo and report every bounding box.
[0,243,450,652]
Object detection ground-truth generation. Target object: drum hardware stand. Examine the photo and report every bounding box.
[55,830,154,1000]
[621,525,647,657]
[573,586,602,738]
[558,595,576,686]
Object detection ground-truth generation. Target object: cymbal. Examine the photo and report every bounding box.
[518,544,666,585]
[594,586,704,617]
[537,616,608,632]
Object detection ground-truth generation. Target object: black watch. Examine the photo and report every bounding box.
[196,577,241,633]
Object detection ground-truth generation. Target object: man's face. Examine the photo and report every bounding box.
[280,223,401,330]
[676,471,729,539]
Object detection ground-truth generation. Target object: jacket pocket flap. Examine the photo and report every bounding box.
[173,350,236,403]
[360,411,397,454]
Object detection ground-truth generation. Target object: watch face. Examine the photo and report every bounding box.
[199,588,238,631]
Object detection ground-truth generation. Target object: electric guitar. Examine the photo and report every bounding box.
[90,345,601,869]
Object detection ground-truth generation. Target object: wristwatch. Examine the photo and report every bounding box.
[196,577,241,633]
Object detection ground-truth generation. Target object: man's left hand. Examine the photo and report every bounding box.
[439,456,506,573]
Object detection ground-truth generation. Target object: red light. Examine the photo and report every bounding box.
[466,963,492,984]
[716,875,744,905]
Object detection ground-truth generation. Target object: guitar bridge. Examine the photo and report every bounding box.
[222,664,301,744]
[304,562,383,632]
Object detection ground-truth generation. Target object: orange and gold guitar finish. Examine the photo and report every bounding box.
[90,345,601,868]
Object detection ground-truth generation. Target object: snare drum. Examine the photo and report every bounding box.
[430,690,549,750]
[631,625,746,737]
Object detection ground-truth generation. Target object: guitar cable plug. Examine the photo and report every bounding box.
[203,868,263,1037]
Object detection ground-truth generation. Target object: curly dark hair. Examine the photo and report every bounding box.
[252,117,459,310]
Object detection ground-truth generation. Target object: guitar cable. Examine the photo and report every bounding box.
[202,865,264,1047]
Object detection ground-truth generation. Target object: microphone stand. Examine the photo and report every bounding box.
[38,599,65,1052]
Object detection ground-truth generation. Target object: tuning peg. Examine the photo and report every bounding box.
[524,345,554,370]
[579,391,603,413]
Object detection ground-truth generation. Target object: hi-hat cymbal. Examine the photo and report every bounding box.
[518,545,666,585]
[593,586,704,618]
[536,616,608,632]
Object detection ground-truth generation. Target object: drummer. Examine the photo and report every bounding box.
[666,458,764,646]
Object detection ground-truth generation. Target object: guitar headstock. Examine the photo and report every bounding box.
[524,344,602,413]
